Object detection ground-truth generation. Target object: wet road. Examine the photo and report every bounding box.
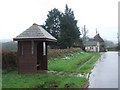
[88,51,118,88]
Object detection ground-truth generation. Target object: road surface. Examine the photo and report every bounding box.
[88,51,118,88]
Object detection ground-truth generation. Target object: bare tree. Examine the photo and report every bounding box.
[81,25,89,40]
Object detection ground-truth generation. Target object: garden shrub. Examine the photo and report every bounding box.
[2,51,17,69]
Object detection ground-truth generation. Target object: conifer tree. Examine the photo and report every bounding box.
[59,4,80,48]
[44,8,62,39]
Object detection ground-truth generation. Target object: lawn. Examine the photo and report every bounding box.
[2,48,100,88]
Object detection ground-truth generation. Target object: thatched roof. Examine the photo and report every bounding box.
[13,23,57,42]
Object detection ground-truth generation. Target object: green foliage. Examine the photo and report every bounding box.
[44,8,62,39]
[77,53,100,73]
[49,50,100,73]
[2,48,100,88]
[2,51,17,70]
[59,5,80,48]
[44,8,62,48]
[2,48,80,69]
[48,48,80,59]
[2,71,87,88]
[73,38,85,50]
[44,4,81,49]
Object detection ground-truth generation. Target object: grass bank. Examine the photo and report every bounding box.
[48,50,100,73]
[2,48,100,88]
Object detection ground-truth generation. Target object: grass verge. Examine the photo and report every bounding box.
[2,48,100,88]
[77,52,100,73]
[2,71,87,88]
[48,50,100,73]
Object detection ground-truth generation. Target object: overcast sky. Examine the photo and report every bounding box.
[0,0,119,43]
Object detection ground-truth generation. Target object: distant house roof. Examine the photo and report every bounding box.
[94,34,104,42]
[84,41,97,46]
[13,23,57,42]
[83,33,104,47]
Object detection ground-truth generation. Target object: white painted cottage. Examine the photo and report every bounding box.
[84,34,105,52]
[84,40,99,52]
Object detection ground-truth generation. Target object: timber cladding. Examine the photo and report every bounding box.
[13,24,56,73]
[17,41,47,73]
